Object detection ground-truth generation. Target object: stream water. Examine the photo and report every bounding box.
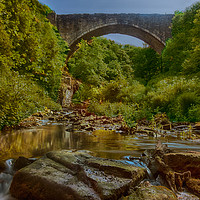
[0,120,200,199]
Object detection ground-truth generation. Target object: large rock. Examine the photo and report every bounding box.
[10,150,146,200]
[164,152,200,178]
[143,142,200,196]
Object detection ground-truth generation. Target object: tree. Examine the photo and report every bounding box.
[1,0,69,100]
[182,9,200,75]
[125,46,161,84]
[162,2,200,74]
[0,0,67,129]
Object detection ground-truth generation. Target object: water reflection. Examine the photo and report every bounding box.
[0,125,200,162]
[0,125,200,200]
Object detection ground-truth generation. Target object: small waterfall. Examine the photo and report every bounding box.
[0,159,16,200]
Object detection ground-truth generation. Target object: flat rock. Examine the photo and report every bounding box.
[10,150,146,200]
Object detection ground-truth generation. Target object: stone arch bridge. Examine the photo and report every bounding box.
[48,12,173,58]
[47,12,174,106]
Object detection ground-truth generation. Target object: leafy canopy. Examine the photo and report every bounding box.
[0,0,68,129]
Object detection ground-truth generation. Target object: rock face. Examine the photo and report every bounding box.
[164,152,200,179]
[10,150,146,200]
[141,142,200,197]
[163,152,200,197]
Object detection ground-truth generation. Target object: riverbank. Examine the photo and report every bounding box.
[3,106,200,141]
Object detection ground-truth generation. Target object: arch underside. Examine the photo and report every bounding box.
[67,24,165,60]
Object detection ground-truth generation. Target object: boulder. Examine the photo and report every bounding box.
[10,150,146,200]
[143,142,200,196]
[164,152,200,178]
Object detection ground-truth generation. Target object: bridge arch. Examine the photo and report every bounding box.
[47,13,173,60]
[68,23,165,59]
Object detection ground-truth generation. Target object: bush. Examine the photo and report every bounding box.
[0,70,61,129]
[188,105,200,122]
[147,76,200,121]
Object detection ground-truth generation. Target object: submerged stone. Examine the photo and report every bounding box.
[10,150,146,200]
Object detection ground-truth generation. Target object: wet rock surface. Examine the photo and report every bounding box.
[186,178,200,197]
[10,150,146,200]
[2,109,200,199]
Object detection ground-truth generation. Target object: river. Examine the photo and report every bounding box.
[0,115,200,199]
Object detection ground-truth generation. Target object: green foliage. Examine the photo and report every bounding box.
[182,9,200,75]
[70,33,200,123]
[187,105,200,122]
[147,76,200,121]
[69,38,161,87]
[69,2,200,124]
[69,39,108,86]
[125,45,161,84]
[69,37,159,125]
[0,0,68,129]
[162,2,200,74]
[0,0,69,100]
[0,70,61,129]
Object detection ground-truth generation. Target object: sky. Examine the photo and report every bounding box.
[39,0,198,46]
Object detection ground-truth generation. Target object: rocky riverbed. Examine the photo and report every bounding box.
[9,107,200,141]
[8,144,200,200]
[1,108,200,199]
